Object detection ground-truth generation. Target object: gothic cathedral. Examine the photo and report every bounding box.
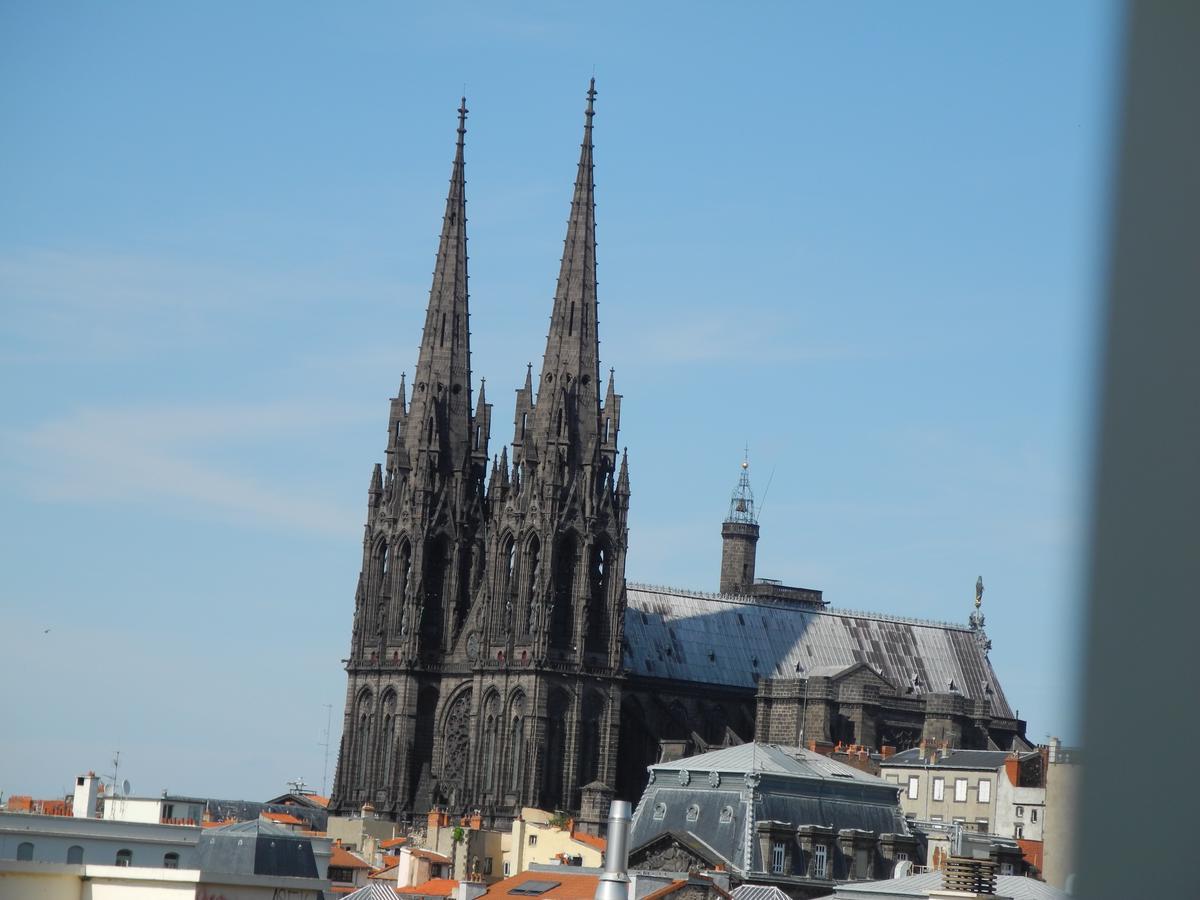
[330,83,630,825]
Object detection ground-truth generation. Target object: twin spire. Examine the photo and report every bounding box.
[402,82,615,478]
[406,98,473,472]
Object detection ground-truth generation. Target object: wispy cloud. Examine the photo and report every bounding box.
[5,402,366,536]
[0,248,401,364]
[623,308,870,365]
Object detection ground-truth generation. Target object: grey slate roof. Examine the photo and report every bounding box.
[623,584,1012,718]
[631,743,908,878]
[829,871,1070,899]
[883,749,1033,770]
[652,743,886,786]
[196,818,319,878]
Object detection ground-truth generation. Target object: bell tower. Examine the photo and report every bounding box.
[720,455,759,594]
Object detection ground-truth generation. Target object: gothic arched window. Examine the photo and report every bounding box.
[522,537,541,637]
[482,693,500,793]
[355,690,374,791]
[542,689,571,809]
[584,541,609,656]
[421,535,450,651]
[441,690,472,795]
[380,692,398,790]
[508,691,527,796]
[549,534,578,652]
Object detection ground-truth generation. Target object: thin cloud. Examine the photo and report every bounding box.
[0,248,396,363]
[625,309,869,365]
[5,403,365,536]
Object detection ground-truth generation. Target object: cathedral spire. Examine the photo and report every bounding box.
[407,98,474,469]
[534,79,601,447]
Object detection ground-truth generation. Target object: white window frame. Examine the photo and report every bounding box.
[907,776,920,800]
[954,778,968,802]
[977,778,991,803]
[1016,805,1024,818]
[1031,808,1039,823]
[771,841,786,875]
[813,843,828,879]
[933,777,945,801]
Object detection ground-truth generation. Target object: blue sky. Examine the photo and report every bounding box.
[0,1,1120,802]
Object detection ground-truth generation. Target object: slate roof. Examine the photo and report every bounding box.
[623,584,1012,718]
[883,749,1034,770]
[652,743,885,786]
[631,743,908,877]
[196,818,320,878]
[828,871,1070,899]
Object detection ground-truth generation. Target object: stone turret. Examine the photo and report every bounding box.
[720,455,760,594]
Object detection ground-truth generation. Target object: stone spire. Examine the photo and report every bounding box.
[407,98,474,471]
[533,79,601,451]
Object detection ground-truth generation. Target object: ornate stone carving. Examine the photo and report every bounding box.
[442,691,472,785]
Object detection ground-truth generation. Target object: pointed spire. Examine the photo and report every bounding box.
[534,79,601,447]
[616,447,630,498]
[407,97,474,469]
[398,372,408,413]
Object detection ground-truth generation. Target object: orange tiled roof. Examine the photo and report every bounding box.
[331,843,372,869]
[478,870,600,900]
[397,877,459,896]
[570,831,606,852]
[262,811,304,826]
[410,849,452,864]
[307,794,331,808]
[381,837,409,849]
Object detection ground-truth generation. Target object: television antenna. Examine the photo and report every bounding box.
[320,703,333,797]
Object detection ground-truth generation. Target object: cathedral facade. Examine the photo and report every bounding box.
[330,85,1026,826]
[330,84,629,825]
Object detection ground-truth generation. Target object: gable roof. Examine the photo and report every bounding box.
[331,844,373,870]
[623,584,1011,717]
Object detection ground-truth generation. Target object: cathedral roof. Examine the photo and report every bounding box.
[623,584,1012,718]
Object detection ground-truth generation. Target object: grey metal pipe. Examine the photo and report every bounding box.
[595,800,632,900]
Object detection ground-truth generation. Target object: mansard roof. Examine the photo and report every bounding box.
[623,584,1012,718]
[650,743,886,787]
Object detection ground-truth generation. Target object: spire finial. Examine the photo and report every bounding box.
[457,97,468,149]
[586,78,596,123]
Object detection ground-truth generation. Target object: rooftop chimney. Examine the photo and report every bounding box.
[72,772,99,819]
[594,800,631,900]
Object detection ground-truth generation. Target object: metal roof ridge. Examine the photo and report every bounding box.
[626,582,972,632]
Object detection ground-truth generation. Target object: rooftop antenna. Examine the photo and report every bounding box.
[107,751,121,797]
[757,463,777,520]
[320,703,333,797]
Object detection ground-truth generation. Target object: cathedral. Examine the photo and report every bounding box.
[329,83,1026,827]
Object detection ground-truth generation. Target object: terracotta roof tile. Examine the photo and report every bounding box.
[262,811,304,826]
[331,844,373,869]
[381,837,409,849]
[397,877,460,896]
[570,831,606,852]
[478,870,600,900]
